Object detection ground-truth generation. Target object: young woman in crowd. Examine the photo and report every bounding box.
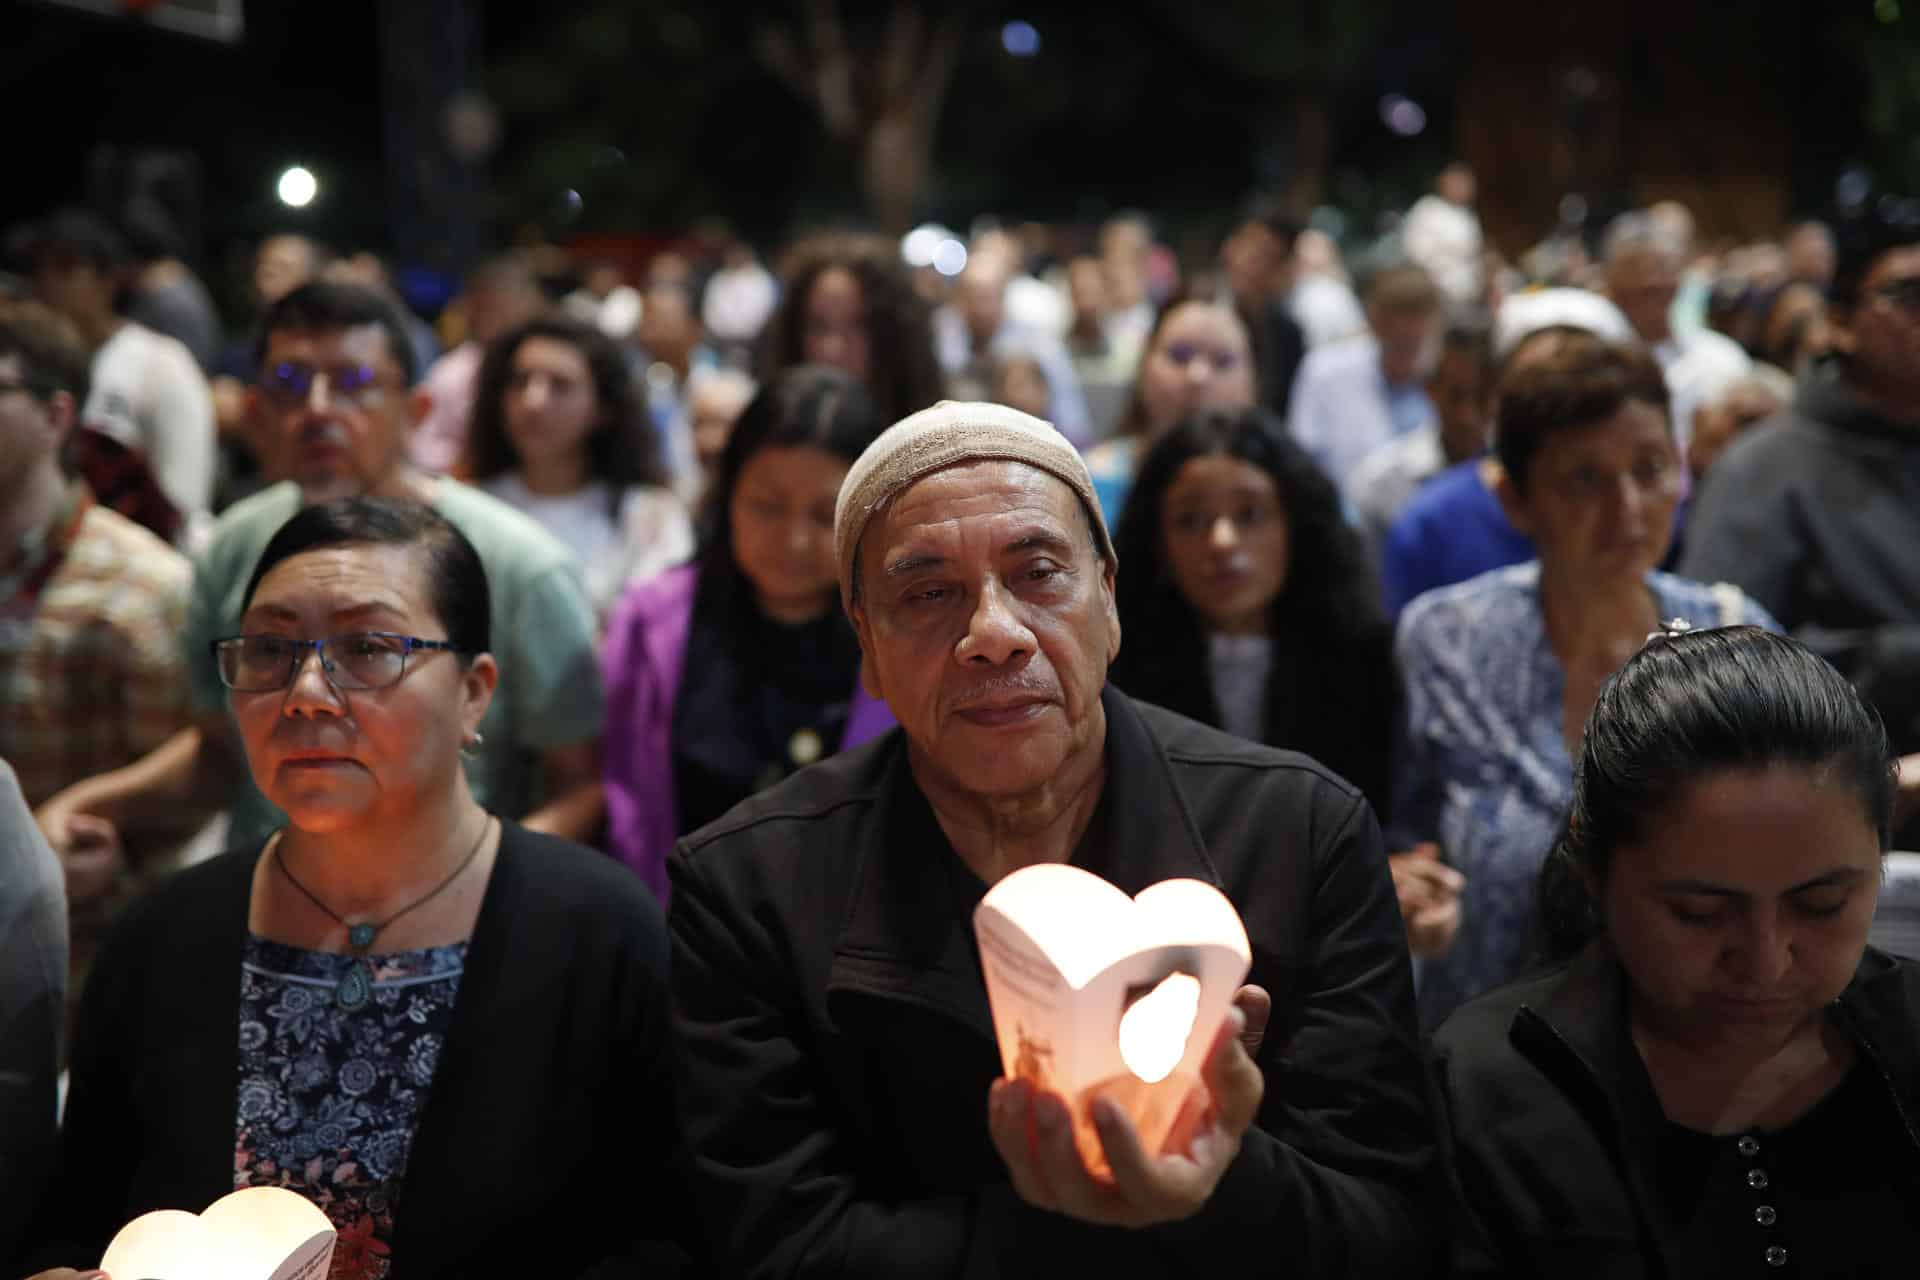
[601,366,893,901]
[1435,625,1920,1276]
[757,232,945,426]
[1394,333,1775,1026]
[465,314,693,623]
[21,499,691,1279]
[1082,292,1257,523]
[1109,406,1396,816]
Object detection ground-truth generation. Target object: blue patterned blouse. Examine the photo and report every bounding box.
[234,935,467,1280]
[1393,562,1777,1027]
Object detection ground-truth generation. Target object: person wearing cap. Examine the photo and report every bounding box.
[667,401,1437,1277]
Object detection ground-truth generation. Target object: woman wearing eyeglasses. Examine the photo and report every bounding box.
[1082,293,1257,525]
[21,498,694,1280]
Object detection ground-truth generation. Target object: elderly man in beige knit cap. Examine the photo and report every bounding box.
[666,402,1437,1278]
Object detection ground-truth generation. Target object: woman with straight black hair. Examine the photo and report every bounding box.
[601,366,895,901]
[1109,406,1396,815]
[1434,625,1920,1278]
[467,314,691,623]
[22,497,693,1279]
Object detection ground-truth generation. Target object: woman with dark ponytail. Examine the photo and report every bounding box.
[1433,625,1920,1277]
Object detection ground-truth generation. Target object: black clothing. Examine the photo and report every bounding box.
[1432,940,1920,1278]
[21,822,694,1279]
[669,686,1439,1278]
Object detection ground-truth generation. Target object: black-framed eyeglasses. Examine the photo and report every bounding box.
[258,362,388,408]
[1873,277,1920,312]
[210,631,463,692]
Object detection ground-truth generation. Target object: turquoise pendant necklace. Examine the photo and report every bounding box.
[274,815,494,1012]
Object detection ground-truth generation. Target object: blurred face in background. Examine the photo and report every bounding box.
[639,285,700,369]
[1370,301,1443,387]
[689,378,755,477]
[1831,244,1920,408]
[1137,302,1255,437]
[254,324,417,504]
[1428,342,1495,463]
[1159,453,1289,636]
[1220,222,1289,310]
[1067,257,1109,333]
[729,444,850,624]
[1606,244,1680,343]
[255,236,319,307]
[502,336,601,478]
[993,356,1051,420]
[802,268,872,386]
[1689,380,1786,479]
[958,267,1009,348]
[1501,398,1681,588]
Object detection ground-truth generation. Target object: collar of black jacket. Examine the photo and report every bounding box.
[1516,939,1920,1169]
[826,685,1225,1038]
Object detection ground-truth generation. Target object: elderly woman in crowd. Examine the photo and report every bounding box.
[1435,626,1920,1276]
[1110,406,1396,815]
[758,232,946,426]
[21,499,689,1279]
[601,366,893,901]
[465,314,693,625]
[1394,333,1775,1026]
[1083,293,1258,524]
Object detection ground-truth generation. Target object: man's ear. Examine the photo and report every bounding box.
[850,604,885,701]
[42,388,77,448]
[1490,461,1532,537]
[461,653,500,738]
[1102,557,1121,664]
[408,385,435,431]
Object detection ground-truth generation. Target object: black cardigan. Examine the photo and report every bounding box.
[22,821,696,1278]
[1431,940,1920,1278]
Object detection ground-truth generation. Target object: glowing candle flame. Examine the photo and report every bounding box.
[1118,972,1201,1083]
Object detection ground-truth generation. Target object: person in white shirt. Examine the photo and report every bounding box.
[1288,228,1370,348]
[932,247,1091,444]
[1401,164,1484,306]
[1288,261,1444,489]
[1603,212,1752,452]
[28,209,214,548]
[466,314,692,626]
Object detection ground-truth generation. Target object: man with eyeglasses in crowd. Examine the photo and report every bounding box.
[34,281,608,901]
[0,299,194,981]
[1681,202,1920,837]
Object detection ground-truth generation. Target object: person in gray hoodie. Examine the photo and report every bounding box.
[1680,202,1920,834]
[0,759,67,1267]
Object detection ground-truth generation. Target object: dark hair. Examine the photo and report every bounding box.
[0,298,91,404]
[466,314,666,516]
[243,497,491,660]
[254,281,420,386]
[1438,313,1496,386]
[1830,199,1920,309]
[1112,289,1249,440]
[1538,626,1898,962]
[695,365,886,637]
[758,233,943,425]
[1236,197,1304,254]
[1494,332,1670,494]
[1109,406,1396,810]
[28,208,129,274]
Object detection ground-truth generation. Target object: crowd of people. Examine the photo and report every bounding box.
[3,163,1920,1277]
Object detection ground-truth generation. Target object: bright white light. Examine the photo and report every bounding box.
[1378,94,1426,138]
[276,166,318,208]
[931,238,969,277]
[1001,20,1040,57]
[1118,972,1201,1084]
[902,225,944,269]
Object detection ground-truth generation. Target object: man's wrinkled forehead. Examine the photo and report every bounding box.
[860,460,1104,584]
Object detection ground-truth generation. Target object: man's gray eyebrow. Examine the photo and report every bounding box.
[884,552,947,578]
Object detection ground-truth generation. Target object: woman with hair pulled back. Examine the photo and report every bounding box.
[1434,625,1920,1278]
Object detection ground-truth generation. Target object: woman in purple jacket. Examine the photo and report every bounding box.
[602,366,894,898]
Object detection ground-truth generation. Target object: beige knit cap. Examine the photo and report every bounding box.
[834,400,1114,611]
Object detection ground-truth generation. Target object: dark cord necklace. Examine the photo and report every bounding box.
[274,813,494,1011]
